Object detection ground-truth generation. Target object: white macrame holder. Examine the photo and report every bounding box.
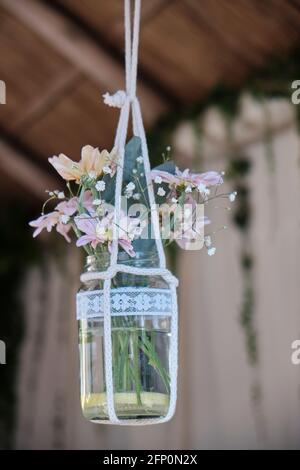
[78,0,178,425]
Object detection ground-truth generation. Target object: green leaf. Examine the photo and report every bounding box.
[102,173,116,204]
[153,160,176,174]
[122,137,156,254]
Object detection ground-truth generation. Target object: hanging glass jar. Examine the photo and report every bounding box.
[77,252,174,422]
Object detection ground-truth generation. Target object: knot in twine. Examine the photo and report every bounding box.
[103,90,128,108]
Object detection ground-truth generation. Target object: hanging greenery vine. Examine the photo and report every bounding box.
[227,156,256,364]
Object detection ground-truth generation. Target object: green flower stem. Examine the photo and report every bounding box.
[116,328,130,391]
[123,332,130,391]
[112,329,120,389]
[138,335,170,394]
[132,330,142,406]
[78,184,85,212]
[132,175,150,209]
[110,316,170,402]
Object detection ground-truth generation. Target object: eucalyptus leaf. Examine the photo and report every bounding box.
[152,160,176,174]
[102,137,146,205]
[123,136,156,254]
[102,173,116,204]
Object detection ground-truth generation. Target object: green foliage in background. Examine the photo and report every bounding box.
[148,48,300,159]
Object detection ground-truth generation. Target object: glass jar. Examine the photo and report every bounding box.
[77,252,173,422]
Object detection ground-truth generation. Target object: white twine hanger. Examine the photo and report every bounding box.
[80,0,178,425]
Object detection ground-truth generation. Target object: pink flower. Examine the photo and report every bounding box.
[117,213,142,257]
[151,167,223,190]
[56,221,72,243]
[151,169,180,186]
[55,198,78,216]
[29,190,95,243]
[29,212,72,242]
[188,170,223,187]
[75,211,141,256]
[75,215,105,249]
[55,190,94,215]
[116,238,135,257]
[29,212,59,237]
[82,190,94,213]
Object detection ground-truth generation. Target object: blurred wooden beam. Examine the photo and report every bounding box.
[0,140,59,200]
[11,67,81,132]
[114,0,174,33]
[0,0,169,125]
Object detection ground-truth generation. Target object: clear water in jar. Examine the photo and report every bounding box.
[79,315,171,421]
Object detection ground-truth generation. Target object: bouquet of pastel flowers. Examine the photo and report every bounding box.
[30,137,236,256]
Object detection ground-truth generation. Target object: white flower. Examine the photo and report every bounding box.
[166,146,171,151]
[155,175,162,184]
[132,169,137,174]
[60,214,70,224]
[208,247,216,256]
[137,156,143,164]
[57,191,65,199]
[171,197,178,203]
[185,185,192,193]
[140,172,144,177]
[103,166,112,175]
[46,189,59,197]
[88,171,97,179]
[132,193,141,200]
[93,199,102,206]
[126,182,135,192]
[157,187,166,197]
[229,191,237,202]
[204,235,212,247]
[125,182,136,199]
[134,226,143,236]
[95,181,106,192]
[197,183,210,196]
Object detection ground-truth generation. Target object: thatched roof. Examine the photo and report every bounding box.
[1,0,300,201]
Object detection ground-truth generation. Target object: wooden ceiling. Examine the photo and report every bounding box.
[1,0,300,202]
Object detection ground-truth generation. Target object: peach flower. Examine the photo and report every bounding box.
[49,145,115,183]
